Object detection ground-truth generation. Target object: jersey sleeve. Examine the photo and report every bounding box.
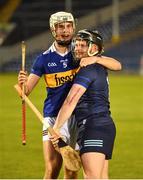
[74,65,96,89]
[31,54,45,77]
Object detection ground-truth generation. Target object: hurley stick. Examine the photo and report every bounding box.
[21,41,26,145]
[14,84,81,171]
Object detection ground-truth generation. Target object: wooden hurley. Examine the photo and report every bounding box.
[21,41,26,145]
[14,84,81,171]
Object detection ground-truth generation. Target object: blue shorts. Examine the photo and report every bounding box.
[77,121,116,159]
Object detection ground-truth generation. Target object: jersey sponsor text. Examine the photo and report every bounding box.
[44,68,77,88]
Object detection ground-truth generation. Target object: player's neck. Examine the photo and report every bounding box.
[54,41,69,54]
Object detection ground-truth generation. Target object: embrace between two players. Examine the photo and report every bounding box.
[18,11,121,179]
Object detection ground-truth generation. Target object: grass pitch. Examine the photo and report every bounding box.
[0,73,143,179]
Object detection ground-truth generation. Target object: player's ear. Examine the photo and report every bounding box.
[90,44,98,54]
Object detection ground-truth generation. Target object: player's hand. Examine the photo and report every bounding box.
[50,128,61,151]
[50,133,61,152]
[18,70,28,86]
[80,56,97,67]
[50,134,60,147]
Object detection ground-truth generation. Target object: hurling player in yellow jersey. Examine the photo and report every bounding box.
[18,11,121,179]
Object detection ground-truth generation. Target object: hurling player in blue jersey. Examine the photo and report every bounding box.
[18,12,121,179]
[52,29,118,179]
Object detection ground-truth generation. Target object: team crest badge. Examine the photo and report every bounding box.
[60,59,68,68]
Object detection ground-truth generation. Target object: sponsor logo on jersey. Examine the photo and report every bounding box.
[44,68,78,88]
[55,72,75,86]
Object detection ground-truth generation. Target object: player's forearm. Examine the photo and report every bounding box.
[25,74,40,95]
[80,56,122,71]
[54,84,85,130]
[54,99,77,130]
[23,83,32,96]
[19,79,34,96]
[96,56,122,71]
[18,72,40,96]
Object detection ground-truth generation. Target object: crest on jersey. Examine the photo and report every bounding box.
[60,59,68,68]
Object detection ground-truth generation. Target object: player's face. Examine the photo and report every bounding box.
[54,22,74,42]
[74,39,89,59]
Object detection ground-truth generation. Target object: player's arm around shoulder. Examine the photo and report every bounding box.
[96,56,122,70]
[80,56,122,71]
[18,71,40,95]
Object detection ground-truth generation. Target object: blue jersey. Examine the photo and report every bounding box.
[74,64,112,126]
[31,43,78,117]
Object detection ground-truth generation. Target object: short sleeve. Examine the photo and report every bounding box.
[31,54,44,77]
[74,65,96,89]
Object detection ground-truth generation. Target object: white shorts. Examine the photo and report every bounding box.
[43,115,78,149]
